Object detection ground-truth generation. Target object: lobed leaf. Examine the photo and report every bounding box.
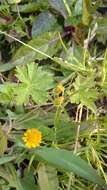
[14,63,53,105]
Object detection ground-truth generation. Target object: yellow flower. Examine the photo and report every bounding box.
[54,96,64,106]
[22,128,42,148]
[55,84,64,94]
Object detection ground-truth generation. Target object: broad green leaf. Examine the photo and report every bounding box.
[38,163,59,190]
[0,52,36,72]
[82,0,92,25]
[15,111,89,143]
[21,169,37,190]
[96,17,107,44]
[0,156,15,165]
[0,127,7,155]
[14,32,61,61]
[56,120,77,143]
[14,63,53,105]
[48,0,68,18]
[97,17,107,34]
[15,111,78,143]
[32,12,58,37]
[34,147,107,189]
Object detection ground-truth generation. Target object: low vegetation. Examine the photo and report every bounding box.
[0,0,107,190]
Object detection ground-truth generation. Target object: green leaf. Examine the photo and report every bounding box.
[65,15,81,26]
[0,156,15,165]
[96,17,107,44]
[103,116,107,128]
[101,49,107,94]
[0,83,16,104]
[14,32,61,61]
[32,12,58,37]
[81,98,97,114]
[64,45,85,67]
[54,57,86,72]
[97,17,107,34]
[21,169,37,190]
[38,163,59,190]
[69,75,98,113]
[34,147,107,189]
[14,63,53,105]
[12,2,49,13]
[0,52,36,73]
[0,164,24,190]
[74,0,83,16]
[82,0,92,26]
[0,127,7,156]
[102,49,107,83]
[49,0,68,18]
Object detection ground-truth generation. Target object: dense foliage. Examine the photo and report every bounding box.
[0,0,107,190]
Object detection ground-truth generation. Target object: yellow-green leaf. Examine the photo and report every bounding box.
[38,163,59,190]
[82,0,92,26]
[0,127,7,156]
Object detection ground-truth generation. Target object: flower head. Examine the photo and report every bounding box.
[55,84,64,94]
[54,96,64,106]
[22,128,42,148]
